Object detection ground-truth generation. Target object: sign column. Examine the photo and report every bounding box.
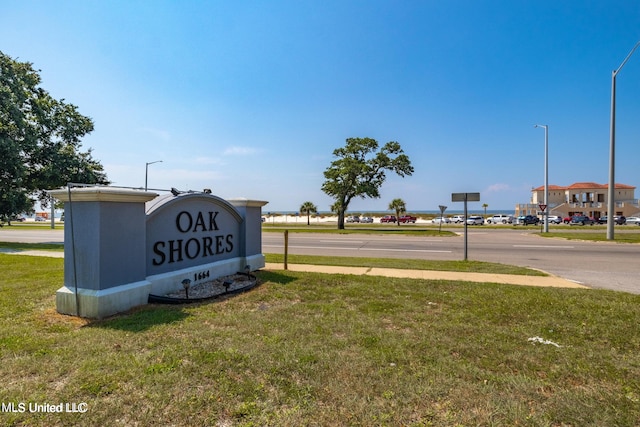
[50,187,158,318]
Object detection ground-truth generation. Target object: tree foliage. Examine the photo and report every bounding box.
[299,201,318,226]
[0,51,108,222]
[322,137,413,229]
[388,198,406,226]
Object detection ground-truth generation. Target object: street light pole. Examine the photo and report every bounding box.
[607,41,640,240]
[534,124,549,233]
[145,160,163,191]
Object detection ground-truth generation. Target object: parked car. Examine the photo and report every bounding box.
[398,215,417,223]
[11,216,26,222]
[35,216,46,222]
[346,215,360,223]
[597,216,626,225]
[360,216,374,223]
[485,214,513,224]
[563,216,573,224]
[466,216,484,225]
[432,217,451,224]
[570,215,595,226]
[625,216,640,225]
[547,215,562,224]
[450,215,465,224]
[515,215,540,225]
[380,215,397,223]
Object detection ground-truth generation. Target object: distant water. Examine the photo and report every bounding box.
[265,209,515,216]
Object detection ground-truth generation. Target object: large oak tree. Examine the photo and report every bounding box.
[322,137,413,229]
[0,51,108,223]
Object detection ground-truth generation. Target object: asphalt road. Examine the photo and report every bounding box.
[0,228,64,244]
[263,229,640,294]
[2,227,639,294]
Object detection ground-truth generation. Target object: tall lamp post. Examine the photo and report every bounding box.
[145,160,163,191]
[534,124,549,233]
[608,41,640,240]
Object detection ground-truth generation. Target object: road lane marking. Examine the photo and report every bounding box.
[264,245,361,250]
[263,245,451,253]
[513,245,575,249]
[364,248,452,253]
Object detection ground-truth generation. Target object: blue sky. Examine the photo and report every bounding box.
[2,1,640,212]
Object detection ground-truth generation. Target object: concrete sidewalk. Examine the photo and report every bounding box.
[264,263,588,290]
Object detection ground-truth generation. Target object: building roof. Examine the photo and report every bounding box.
[532,182,636,191]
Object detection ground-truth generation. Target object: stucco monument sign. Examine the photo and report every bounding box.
[49,187,267,318]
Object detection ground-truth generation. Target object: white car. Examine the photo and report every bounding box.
[432,217,451,224]
[547,215,562,224]
[466,216,484,225]
[625,216,640,225]
[485,214,513,224]
[360,216,374,223]
[450,215,465,223]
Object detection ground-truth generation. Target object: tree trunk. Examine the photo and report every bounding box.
[307,213,310,226]
[337,209,345,229]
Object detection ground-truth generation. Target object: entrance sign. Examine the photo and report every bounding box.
[50,187,267,318]
[451,192,481,261]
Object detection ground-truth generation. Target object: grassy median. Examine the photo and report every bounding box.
[264,253,546,276]
[2,253,640,426]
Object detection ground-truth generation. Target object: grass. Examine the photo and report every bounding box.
[2,254,640,426]
[0,241,64,252]
[539,229,640,243]
[0,241,543,276]
[0,222,64,230]
[264,253,547,276]
[263,223,458,237]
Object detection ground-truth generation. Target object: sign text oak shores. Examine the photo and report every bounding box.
[50,187,267,318]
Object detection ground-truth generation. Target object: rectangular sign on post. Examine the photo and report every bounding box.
[452,192,480,202]
[451,192,481,261]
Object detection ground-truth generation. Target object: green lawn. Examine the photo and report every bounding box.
[0,222,64,230]
[265,253,546,276]
[1,253,639,426]
[539,230,640,243]
[0,242,543,275]
[0,241,64,252]
[263,223,458,236]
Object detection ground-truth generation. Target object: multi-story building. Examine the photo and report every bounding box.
[515,182,640,219]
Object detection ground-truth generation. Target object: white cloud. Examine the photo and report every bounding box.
[194,156,225,165]
[223,146,259,156]
[485,183,511,193]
